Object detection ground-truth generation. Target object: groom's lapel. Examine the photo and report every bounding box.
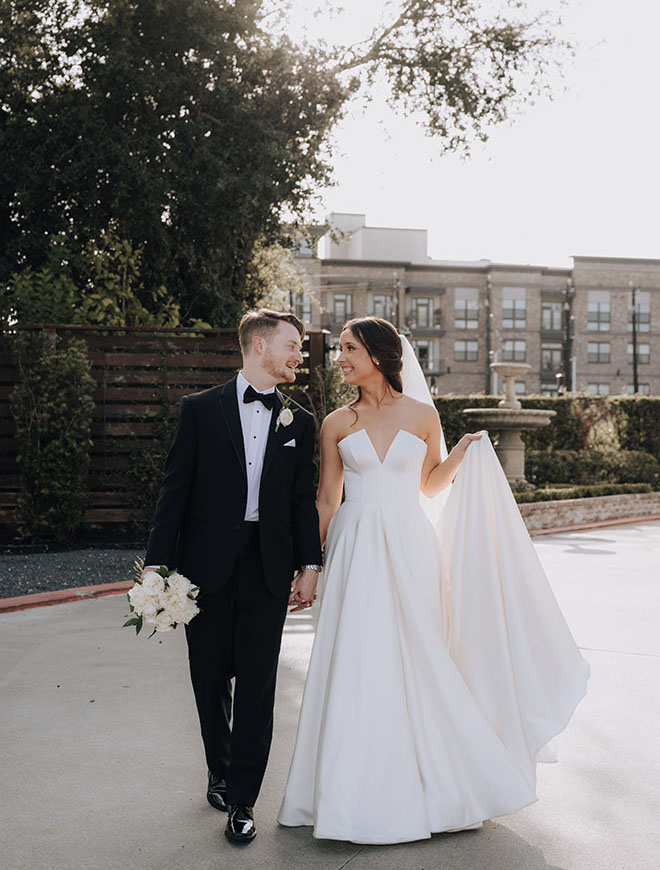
[262,389,284,478]
[217,375,246,477]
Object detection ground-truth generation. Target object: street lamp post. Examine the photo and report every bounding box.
[485,275,492,394]
[563,278,574,393]
[630,280,639,393]
[392,271,401,329]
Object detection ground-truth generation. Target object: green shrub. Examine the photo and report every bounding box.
[514,482,652,503]
[610,397,660,461]
[1,266,77,328]
[526,449,660,488]
[435,394,660,458]
[126,384,178,537]
[9,332,95,541]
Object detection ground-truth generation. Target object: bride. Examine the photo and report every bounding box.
[278,316,590,844]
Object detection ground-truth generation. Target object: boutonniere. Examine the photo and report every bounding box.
[276,395,298,432]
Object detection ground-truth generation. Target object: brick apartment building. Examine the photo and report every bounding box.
[291,213,660,397]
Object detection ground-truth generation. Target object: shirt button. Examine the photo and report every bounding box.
[249,462,252,465]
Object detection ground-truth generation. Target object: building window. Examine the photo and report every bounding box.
[628,343,650,364]
[454,340,478,362]
[587,342,610,363]
[294,292,311,324]
[502,339,526,361]
[515,381,526,395]
[541,342,563,371]
[454,288,479,329]
[587,291,611,331]
[502,287,526,329]
[413,340,434,372]
[542,301,563,331]
[411,297,433,328]
[371,293,392,320]
[627,383,650,395]
[587,383,610,396]
[332,293,352,322]
[541,384,558,396]
[628,290,651,332]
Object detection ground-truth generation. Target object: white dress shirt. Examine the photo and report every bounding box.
[236,371,275,522]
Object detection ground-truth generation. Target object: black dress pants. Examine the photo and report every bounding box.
[185,521,289,806]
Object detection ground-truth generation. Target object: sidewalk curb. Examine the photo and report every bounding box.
[2,513,660,614]
[0,580,133,614]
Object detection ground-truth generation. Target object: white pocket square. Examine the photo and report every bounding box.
[283,438,296,447]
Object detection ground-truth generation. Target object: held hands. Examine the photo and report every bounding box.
[289,568,319,613]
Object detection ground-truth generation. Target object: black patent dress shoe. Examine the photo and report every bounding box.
[207,771,228,812]
[225,805,257,844]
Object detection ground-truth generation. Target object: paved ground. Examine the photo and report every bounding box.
[2,522,659,870]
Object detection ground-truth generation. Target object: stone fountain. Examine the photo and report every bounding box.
[463,363,556,486]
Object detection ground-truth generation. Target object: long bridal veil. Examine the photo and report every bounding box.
[399,334,590,785]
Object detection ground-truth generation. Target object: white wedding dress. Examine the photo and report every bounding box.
[277,425,590,844]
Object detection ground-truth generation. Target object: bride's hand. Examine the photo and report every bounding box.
[456,430,486,455]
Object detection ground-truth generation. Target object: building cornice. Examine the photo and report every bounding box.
[318,257,571,277]
[573,255,660,266]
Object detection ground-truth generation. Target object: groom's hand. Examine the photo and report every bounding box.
[289,569,318,613]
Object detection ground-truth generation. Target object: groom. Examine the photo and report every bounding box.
[143,309,323,844]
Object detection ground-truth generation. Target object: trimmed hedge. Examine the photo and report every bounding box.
[514,482,652,503]
[611,397,660,459]
[526,449,660,489]
[435,395,660,460]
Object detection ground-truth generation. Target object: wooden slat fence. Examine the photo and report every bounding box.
[0,325,327,537]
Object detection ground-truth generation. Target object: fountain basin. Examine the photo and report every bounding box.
[462,362,556,484]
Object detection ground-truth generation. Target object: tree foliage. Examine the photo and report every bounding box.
[1,0,567,325]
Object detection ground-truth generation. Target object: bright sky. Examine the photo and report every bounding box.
[282,0,660,268]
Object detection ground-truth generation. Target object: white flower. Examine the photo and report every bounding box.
[168,572,193,597]
[127,583,147,614]
[277,407,294,428]
[154,611,175,633]
[170,599,200,626]
[141,600,158,620]
[142,571,165,596]
[157,588,178,611]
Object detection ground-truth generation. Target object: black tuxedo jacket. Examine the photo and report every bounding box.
[144,375,322,597]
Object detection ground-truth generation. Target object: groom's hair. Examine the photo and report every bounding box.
[238,308,305,354]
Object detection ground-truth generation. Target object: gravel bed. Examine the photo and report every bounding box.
[0,546,146,599]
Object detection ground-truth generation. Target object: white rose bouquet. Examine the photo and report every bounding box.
[123,557,200,637]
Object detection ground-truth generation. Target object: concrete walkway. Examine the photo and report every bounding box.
[2,522,659,870]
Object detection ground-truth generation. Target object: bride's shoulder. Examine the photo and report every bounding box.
[398,394,437,418]
[322,406,354,432]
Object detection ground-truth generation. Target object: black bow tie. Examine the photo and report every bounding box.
[243,384,276,411]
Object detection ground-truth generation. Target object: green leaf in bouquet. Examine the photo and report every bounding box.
[157,565,169,578]
[123,616,143,635]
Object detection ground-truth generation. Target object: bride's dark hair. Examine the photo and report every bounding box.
[342,317,403,419]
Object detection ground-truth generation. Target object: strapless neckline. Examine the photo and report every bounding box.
[338,428,426,466]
